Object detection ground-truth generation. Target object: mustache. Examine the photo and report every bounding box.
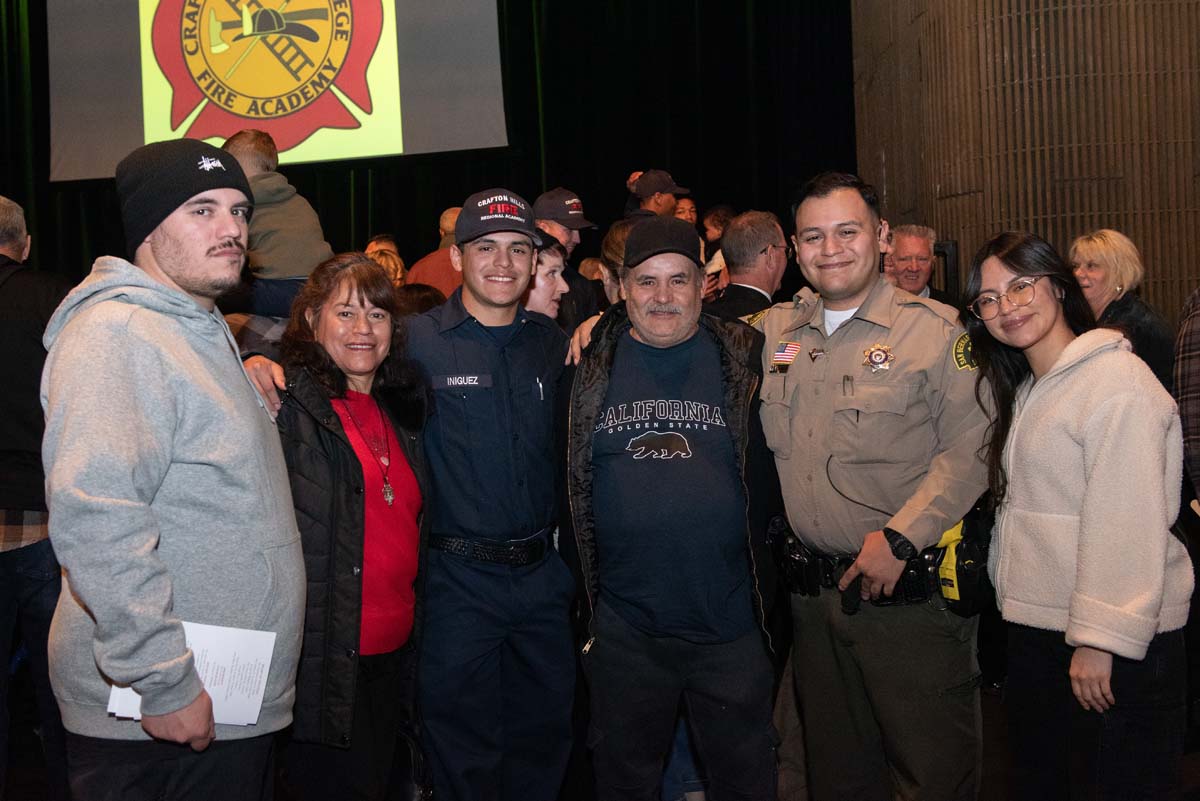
[207,239,245,256]
[646,304,682,314]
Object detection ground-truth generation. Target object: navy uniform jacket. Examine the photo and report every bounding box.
[406,288,567,541]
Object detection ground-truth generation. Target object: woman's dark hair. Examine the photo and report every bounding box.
[395,282,447,316]
[536,242,568,272]
[964,231,1095,506]
[281,252,423,408]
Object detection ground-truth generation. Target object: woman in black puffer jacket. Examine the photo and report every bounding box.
[275,253,430,801]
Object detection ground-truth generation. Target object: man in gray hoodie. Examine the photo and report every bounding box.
[40,139,305,801]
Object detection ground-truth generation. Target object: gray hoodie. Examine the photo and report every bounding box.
[41,256,305,740]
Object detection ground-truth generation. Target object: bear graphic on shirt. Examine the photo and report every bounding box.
[625,431,692,460]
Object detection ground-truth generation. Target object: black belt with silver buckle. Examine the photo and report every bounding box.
[430,528,552,567]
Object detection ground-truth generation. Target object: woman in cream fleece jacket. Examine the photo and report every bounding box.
[965,231,1192,800]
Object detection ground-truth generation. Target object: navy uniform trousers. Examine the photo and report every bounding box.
[418,546,576,801]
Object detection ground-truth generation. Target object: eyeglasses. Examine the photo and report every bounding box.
[761,243,795,260]
[969,276,1046,321]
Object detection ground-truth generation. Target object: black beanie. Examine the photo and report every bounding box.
[115,139,254,260]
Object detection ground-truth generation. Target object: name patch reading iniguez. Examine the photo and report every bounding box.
[434,374,494,389]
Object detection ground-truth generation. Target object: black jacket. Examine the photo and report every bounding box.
[558,303,783,651]
[1099,292,1176,392]
[0,258,72,511]
[276,365,430,747]
[703,283,774,322]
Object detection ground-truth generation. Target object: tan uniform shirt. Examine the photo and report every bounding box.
[753,277,988,554]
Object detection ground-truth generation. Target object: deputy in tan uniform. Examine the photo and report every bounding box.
[753,172,988,801]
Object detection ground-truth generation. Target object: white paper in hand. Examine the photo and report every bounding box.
[107,621,277,726]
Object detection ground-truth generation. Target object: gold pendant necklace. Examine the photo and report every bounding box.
[340,394,394,507]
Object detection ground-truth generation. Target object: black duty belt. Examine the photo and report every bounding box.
[769,515,936,613]
[430,527,553,567]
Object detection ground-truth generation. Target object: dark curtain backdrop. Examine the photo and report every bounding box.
[0,0,854,280]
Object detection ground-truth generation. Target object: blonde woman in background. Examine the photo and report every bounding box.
[1069,228,1174,388]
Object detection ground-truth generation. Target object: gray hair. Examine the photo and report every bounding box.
[891,224,937,245]
[0,195,27,250]
[722,211,783,274]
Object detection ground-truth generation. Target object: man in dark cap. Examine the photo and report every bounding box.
[407,189,575,801]
[534,186,600,333]
[560,215,782,798]
[630,169,689,218]
[533,186,594,258]
[40,139,305,801]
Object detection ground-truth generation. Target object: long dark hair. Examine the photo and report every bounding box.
[964,232,1095,506]
[281,253,425,422]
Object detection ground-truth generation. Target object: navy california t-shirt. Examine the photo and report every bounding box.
[591,328,754,643]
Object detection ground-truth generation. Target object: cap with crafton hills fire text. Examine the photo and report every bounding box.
[533,187,596,230]
[455,188,544,248]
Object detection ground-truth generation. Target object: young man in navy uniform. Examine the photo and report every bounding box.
[246,190,576,800]
[406,189,575,801]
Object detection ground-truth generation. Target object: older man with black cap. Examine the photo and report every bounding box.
[39,139,305,801]
[406,188,575,801]
[561,215,782,799]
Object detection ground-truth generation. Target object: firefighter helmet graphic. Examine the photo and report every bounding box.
[152,0,383,150]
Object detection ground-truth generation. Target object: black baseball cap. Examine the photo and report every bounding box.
[455,188,544,248]
[532,187,596,230]
[623,216,702,270]
[633,169,689,199]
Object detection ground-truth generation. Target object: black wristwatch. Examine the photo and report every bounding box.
[883,527,917,561]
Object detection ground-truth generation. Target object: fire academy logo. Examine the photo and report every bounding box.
[151,0,383,150]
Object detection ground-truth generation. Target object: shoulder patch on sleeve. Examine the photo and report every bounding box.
[953,332,977,371]
[742,308,770,327]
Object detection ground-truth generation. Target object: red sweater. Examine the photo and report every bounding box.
[332,392,421,655]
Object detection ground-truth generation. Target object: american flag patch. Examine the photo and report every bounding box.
[773,341,802,365]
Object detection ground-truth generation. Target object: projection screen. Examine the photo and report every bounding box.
[47,0,509,181]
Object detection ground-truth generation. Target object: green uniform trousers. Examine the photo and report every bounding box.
[791,590,981,801]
